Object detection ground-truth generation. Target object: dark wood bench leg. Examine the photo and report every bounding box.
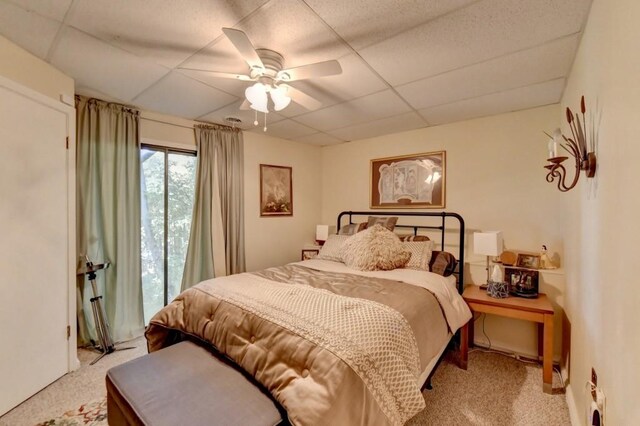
[459,320,469,370]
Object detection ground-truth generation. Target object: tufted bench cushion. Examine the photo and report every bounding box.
[106,340,286,426]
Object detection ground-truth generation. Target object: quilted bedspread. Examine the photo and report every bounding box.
[145,263,456,425]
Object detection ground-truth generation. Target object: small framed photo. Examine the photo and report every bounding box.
[505,267,539,298]
[301,249,319,261]
[260,164,293,217]
[516,253,541,269]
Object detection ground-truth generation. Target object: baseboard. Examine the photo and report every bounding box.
[566,383,581,426]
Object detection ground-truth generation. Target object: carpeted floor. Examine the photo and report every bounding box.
[409,350,570,425]
[0,340,570,426]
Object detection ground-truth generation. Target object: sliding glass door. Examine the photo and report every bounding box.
[140,146,196,323]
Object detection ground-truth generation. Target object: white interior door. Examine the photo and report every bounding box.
[0,79,72,415]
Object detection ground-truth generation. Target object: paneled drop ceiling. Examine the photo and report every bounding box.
[0,0,592,145]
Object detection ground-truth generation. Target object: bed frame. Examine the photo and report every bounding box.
[337,211,466,294]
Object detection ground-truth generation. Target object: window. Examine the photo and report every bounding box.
[140,146,196,323]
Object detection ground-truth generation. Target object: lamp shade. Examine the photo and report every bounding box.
[270,85,291,111]
[316,225,329,242]
[473,231,503,256]
[245,83,269,113]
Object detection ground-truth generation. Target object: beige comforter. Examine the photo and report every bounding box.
[146,263,452,425]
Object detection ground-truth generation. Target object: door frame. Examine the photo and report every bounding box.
[0,74,79,372]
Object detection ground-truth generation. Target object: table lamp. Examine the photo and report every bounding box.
[473,231,503,284]
[316,225,329,246]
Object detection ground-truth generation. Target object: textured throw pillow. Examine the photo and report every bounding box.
[366,216,398,231]
[403,240,434,271]
[341,224,411,271]
[430,251,457,276]
[397,234,430,242]
[338,222,367,235]
[317,234,351,262]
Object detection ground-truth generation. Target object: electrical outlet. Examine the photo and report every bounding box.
[591,368,598,386]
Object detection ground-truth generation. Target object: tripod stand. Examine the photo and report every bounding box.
[77,259,134,365]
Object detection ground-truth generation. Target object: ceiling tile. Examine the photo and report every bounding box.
[198,100,285,130]
[133,71,238,119]
[295,90,412,131]
[0,1,61,58]
[249,119,317,140]
[4,0,72,21]
[176,68,252,97]
[277,54,387,116]
[181,0,351,76]
[67,0,268,68]
[327,112,426,141]
[419,78,566,125]
[397,34,580,110]
[50,27,169,101]
[360,0,591,86]
[295,132,344,146]
[305,0,475,49]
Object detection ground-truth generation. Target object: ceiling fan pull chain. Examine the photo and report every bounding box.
[263,112,267,132]
[254,109,258,126]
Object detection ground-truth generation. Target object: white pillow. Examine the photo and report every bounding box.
[403,241,434,271]
[340,224,411,271]
[317,234,350,262]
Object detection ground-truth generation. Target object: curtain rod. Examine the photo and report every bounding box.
[140,116,194,130]
[140,116,237,131]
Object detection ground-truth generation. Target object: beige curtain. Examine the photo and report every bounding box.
[181,124,245,290]
[76,96,144,344]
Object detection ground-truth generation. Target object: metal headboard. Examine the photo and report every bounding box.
[337,211,466,294]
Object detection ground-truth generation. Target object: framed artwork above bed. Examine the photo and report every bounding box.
[260,164,293,216]
[370,151,446,209]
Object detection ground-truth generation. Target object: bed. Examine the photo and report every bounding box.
[145,211,471,426]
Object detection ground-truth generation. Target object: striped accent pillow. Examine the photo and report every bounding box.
[317,234,351,262]
[398,235,430,242]
[403,241,434,271]
[338,222,367,235]
[366,216,398,231]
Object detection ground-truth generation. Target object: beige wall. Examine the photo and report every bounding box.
[321,105,566,358]
[244,132,322,271]
[0,35,74,101]
[561,0,640,424]
[138,113,322,272]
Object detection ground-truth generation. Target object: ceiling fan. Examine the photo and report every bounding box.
[180,28,343,115]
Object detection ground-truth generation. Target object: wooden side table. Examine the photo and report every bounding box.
[460,285,555,394]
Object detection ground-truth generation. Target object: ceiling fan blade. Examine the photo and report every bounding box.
[178,67,253,81]
[239,99,251,110]
[277,60,342,82]
[282,85,322,110]
[222,27,264,70]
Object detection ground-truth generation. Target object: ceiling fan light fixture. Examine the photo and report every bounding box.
[270,85,291,111]
[245,82,269,113]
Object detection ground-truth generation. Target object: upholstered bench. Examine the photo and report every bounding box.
[106,340,286,426]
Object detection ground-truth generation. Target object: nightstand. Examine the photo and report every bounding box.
[301,244,321,261]
[460,285,555,394]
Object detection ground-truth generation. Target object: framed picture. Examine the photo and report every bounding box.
[516,253,541,269]
[301,249,319,261]
[505,267,539,298]
[260,164,293,217]
[370,151,446,209]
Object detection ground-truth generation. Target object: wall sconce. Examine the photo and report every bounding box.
[544,95,597,192]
